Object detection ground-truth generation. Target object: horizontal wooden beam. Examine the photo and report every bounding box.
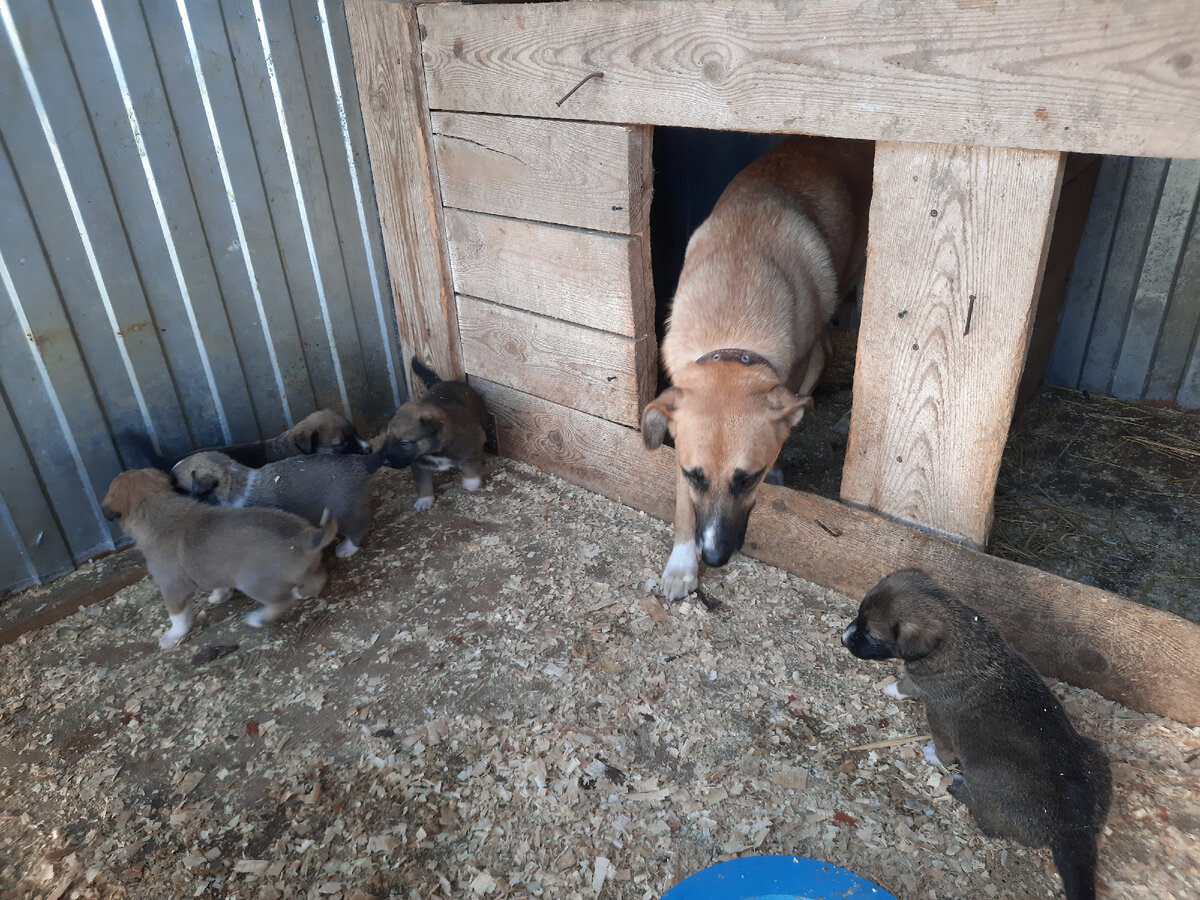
[430,113,652,233]
[444,209,652,338]
[419,0,1200,159]
[472,378,1200,726]
[458,297,653,428]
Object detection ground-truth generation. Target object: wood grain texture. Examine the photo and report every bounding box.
[418,0,1200,159]
[842,143,1064,547]
[457,296,653,427]
[473,379,1200,725]
[444,209,653,338]
[430,113,652,234]
[345,0,461,386]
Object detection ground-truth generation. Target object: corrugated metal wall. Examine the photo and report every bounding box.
[0,0,400,596]
[1048,156,1200,408]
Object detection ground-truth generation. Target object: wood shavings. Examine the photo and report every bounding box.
[0,459,1196,898]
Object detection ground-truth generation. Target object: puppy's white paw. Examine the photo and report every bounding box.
[413,496,434,512]
[335,538,359,559]
[461,476,482,492]
[922,742,945,767]
[245,609,266,628]
[207,587,234,605]
[661,543,699,601]
[884,681,914,700]
[159,612,193,649]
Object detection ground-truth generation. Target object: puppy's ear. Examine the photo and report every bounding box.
[418,409,445,434]
[767,385,814,429]
[641,388,682,450]
[896,618,944,660]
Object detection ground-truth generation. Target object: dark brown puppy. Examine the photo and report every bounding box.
[380,359,488,510]
[842,569,1111,900]
[102,469,337,648]
[203,408,372,468]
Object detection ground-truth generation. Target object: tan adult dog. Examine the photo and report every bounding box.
[641,135,874,599]
[101,469,338,648]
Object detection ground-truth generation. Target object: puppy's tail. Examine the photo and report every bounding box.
[411,356,442,389]
[313,508,339,551]
[1050,829,1100,900]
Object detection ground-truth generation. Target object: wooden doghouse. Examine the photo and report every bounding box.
[345,0,1200,725]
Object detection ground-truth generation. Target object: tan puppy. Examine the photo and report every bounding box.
[172,450,382,558]
[842,570,1112,900]
[642,135,874,599]
[101,469,338,648]
[380,359,488,510]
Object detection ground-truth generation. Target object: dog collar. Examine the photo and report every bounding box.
[696,348,777,376]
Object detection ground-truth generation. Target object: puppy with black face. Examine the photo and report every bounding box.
[380,359,488,511]
[842,569,1112,900]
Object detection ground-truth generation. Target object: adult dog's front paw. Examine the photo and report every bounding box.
[660,543,699,600]
[413,496,434,511]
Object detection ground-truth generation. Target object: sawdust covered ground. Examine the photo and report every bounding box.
[1,461,1198,899]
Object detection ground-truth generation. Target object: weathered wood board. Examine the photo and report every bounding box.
[430,113,652,234]
[457,296,653,428]
[474,378,1200,726]
[419,0,1200,159]
[444,208,653,338]
[841,143,1064,547]
[345,0,460,384]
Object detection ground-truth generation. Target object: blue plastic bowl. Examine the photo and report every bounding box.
[660,855,897,900]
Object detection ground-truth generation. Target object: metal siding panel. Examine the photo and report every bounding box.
[0,394,74,587]
[1047,156,1130,389]
[153,0,319,434]
[0,152,123,562]
[0,1,192,456]
[1111,160,1200,400]
[1147,212,1200,402]
[55,0,260,449]
[221,0,360,421]
[298,0,401,424]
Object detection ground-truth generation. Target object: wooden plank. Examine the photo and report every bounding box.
[430,113,652,234]
[345,0,462,386]
[472,377,674,519]
[842,143,1064,547]
[458,296,652,428]
[445,209,652,338]
[473,378,1200,726]
[1111,159,1200,400]
[418,0,1200,160]
[1017,155,1101,409]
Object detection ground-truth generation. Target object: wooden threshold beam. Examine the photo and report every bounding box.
[473,377,1200,727]
[418,0,1200,160]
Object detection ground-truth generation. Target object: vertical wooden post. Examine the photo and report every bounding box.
[841,143,1064,547]
[345,0,462,388]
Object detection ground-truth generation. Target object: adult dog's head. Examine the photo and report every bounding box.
[841,569,949,662]
[641,362,812,567]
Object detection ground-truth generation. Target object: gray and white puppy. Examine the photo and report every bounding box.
[172,450,383,558]
[842,569,1112,900]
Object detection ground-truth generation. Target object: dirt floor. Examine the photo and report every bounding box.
[776,330,1200,624]
[2,458,1199,899]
